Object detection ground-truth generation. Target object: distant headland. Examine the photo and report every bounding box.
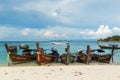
[98,35,120,42]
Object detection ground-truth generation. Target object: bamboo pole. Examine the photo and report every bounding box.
[66,43,70,65]
[4,44,11,66]
[86,45,91,64]
[111,45,115,63]
[36,42,42,64]
[36,42,40,49]
[7,52,10,66]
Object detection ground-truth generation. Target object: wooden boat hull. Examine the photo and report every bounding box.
[35,42,57,65]
[92,54,112,63]
[76,54,92,63]
[36,54,54,64]
[92,45,115,63]
[60,54,75,65]
[76,45,92,64]
[9,54,35,64]
[5,44,36,65]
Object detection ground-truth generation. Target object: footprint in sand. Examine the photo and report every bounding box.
[5,73,8,75]
[59,68,63,70]
[22,70,24,72]
[51,69,55,71]
[14,79,19,80]
[74,71,83,76]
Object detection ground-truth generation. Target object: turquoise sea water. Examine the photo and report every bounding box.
[0,40,120,66]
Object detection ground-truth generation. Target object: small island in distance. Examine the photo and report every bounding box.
[98,35,120,42]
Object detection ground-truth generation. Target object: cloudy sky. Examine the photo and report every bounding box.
[0,0,120,41]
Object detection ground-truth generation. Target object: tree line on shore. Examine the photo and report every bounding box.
[98,35,120,42]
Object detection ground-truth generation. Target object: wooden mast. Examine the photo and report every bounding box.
[86,45,91,64]
[36,42,42,64]
[66,43,70,65]
[4,44,11,66]
[111,45,115,63]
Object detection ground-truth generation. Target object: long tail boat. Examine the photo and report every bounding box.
[92,45,115,63]
[4,44,35,66]
[35,42,58,65]
[76,45,92,64]
[97,41,120,49]
[60,43,75,65]
[60,53,75,65]
[98,44,120,49]
[19,44,29,49]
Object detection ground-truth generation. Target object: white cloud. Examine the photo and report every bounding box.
[13,0,97,24]
[0,26,20,40]
[94,25,112,38]
[1,0,120,26]
[0,25,120,41]
[52,12,58,17]
[43,30,54,38]
[10,0,120,25]
[86,25,120,39]
[113,27,120,32]
[21,28,31,36]
[112,27,120,35]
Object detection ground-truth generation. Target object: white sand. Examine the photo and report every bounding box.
[0,65,120,80]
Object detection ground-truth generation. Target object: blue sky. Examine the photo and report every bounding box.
[0,0,120,41]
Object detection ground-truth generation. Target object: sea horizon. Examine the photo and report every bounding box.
[0,39,97,42]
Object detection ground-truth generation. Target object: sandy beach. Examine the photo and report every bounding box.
[0,65,120,80]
